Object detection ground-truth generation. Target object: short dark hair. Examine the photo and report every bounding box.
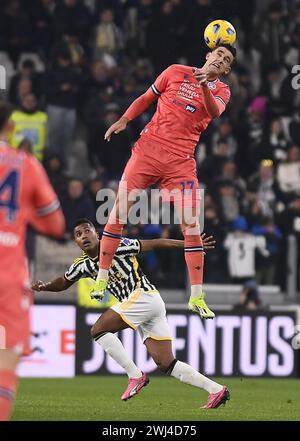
[0,101,13,132]
[213,44,237,60]
[73,218,95,233]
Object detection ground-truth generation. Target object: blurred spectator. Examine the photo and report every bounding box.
[214,160,246,199]
[224,216,269,283]
[9,58,42,105]
[216,179,243,223]
[260,63,287,118]
[211,119,237,159]
[289,111,300,146]
[4,0,33,63]
[203,204,227,283]
[93,9,124,61]
[234,280,261,311]
[63,33,86,68]
[277,145,300,202]
[257,1,289,72]
[87,176,105,213]
[10,76,33,107]
[146,1,179,74]
[247,159,278,217]
[61,178,95,235]
[9,93,47,161]
[199,139,233,184]
[45,45,82,161]
[30,0,55,55]
[43,154,68,199]
[252,216,282,285]
[260,118,290,163]
[237,96,267,175]
[53,0,91,45]
[85,103,132,177]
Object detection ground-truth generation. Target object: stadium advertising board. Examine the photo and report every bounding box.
[76,308,299,378]
[18,305,76,378]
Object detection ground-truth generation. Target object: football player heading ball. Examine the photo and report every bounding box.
[93,30,236,320]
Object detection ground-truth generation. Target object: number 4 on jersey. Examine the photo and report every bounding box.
[0,170,19,222]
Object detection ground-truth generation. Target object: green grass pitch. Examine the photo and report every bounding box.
[12,376,300,421]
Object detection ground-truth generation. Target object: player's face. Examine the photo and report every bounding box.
[205,47,233,76]
[74,223,98,251]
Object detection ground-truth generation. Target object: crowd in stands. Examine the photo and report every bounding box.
[1,0,300,292]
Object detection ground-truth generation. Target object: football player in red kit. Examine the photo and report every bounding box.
[0,101,65,420]
[94,45,236,318]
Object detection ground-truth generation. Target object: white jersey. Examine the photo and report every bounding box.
[224,232,267,278]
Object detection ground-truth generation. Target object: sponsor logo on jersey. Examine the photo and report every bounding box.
[185,104,196,113]
[207,82,217,90]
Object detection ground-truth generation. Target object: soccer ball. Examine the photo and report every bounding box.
[204,19,236,49]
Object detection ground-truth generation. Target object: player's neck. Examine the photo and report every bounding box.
[207,74,218,81]
[86,242,99,259]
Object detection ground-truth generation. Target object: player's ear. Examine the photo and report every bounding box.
[206,52,211,60]
[224,66,231,75]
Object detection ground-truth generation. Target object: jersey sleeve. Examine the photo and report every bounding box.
[64,257,85,282]
[151,65,176,97]
[115,238,141,257]
[214,84,231,108]
[27,155,60,216]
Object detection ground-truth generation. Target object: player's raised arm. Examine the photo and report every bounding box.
[193,69,225,118]
[104,88,158,141]
[32,277,74,292]
[104,65,175,141]
[140,233,216,252]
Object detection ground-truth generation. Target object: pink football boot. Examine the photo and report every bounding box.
[121,372,149,401]
[201,386,230,409]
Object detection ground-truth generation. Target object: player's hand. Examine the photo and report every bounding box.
[32,280,46,291]
[193,68,208,87]
[201,232,216,250]
[104,116,128,141]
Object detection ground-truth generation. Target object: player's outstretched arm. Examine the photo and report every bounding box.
[104,88,158,141]
[140,233,216,252]
[32,277,74,292]
[193,69,225,118]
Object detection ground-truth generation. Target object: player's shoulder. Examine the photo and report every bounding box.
[167,64,193,75]
[72,252,87,266]
[0,143,27,162]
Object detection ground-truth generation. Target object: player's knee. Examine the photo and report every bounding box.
[90,324,106,339]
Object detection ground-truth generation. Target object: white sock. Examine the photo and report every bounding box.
[170,360,222,394]
[95,332,142,378]
[97,269,109,281]
[191,284,203,298]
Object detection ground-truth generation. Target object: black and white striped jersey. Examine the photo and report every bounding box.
[64,238,157,301]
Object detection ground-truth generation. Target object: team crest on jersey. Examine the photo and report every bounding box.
[122,238,131,246]
[185,104,196,113]
[207,82,217,89]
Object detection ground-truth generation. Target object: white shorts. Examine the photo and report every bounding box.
[111,288,171,343]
